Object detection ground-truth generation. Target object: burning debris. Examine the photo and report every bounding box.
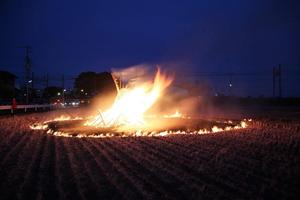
[30,67,251,137]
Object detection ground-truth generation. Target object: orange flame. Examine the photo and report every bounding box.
[85,68,173,128]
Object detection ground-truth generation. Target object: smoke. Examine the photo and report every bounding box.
[91,63,248,121]
[112,64,152,82]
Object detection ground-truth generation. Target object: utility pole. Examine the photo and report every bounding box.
[272,64,282,98]
[273,67,276,97]
[278,64,282,98]
[62,74,65,89]
[20,46,32,104]
[46,73,49,88]
[228,73,233,96]
[62,74,65,104]
[31,72,34,89]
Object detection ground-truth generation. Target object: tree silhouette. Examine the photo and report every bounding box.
[74,71,117,96]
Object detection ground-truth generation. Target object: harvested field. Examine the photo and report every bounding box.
[0,110,299,199]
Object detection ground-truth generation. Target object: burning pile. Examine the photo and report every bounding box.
[84,68,173,129]
[30,67,250,137]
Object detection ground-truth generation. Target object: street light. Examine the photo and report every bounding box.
[63,89,66,105]
[26,80,32,104]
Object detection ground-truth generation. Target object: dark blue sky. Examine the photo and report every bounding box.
[1,0,300,96]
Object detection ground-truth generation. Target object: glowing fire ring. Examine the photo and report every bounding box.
[30,117,251,138]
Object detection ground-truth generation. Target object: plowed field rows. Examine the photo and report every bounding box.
[0,111,299,199]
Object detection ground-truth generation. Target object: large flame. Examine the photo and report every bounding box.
[84,68,173,129]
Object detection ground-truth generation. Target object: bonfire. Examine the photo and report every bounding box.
[30,67,250,137]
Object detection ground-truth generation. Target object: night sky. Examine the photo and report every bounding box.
[1,0,300,96]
